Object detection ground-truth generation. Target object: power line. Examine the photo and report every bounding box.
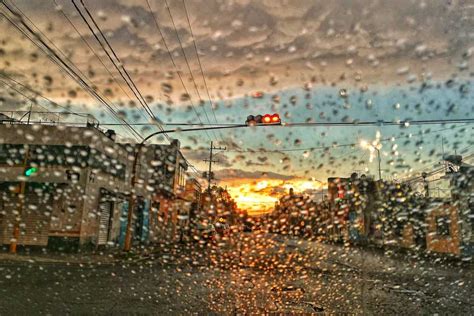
[227,123,471,153]
[144,0,212,142]
[183,157,203,179]
[0,2,143,141]
[0,73,93,120]
[181,0,225,143]
[402,135,474,177]
[287,118,474,127]
[9,1,93,86]
[25,117,473,128]
[0,118,239,127]
[1,2,141,140]
[404,151,474,182]
[7,117,467,150]
[163,0,219,143]
[72,0,169,141]
[53,0,154,132]
[0,79,61,120]
[51,0,139,113]
[72,0,151,117]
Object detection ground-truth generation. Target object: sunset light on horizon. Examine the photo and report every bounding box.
[222,178,327,215]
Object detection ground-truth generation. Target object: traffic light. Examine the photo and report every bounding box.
[24,166,38,177]
[246,113,281,125]
[263,114,272,124]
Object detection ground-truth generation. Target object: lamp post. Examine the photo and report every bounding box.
[360,140,382,181]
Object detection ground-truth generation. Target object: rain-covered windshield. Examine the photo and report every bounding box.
[0,0,473,314]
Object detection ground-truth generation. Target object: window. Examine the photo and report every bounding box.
[0,144,24,164]
[436,216,451,237]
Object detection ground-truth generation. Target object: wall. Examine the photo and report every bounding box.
[79,170,128,246]
[0,124,131,249]
[426,204,460,255]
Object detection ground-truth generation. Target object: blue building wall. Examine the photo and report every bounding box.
[118,199,150,247]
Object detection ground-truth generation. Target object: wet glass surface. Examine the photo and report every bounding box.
[0,0,473,314]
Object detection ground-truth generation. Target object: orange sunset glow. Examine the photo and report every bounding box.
[222,178,326,216]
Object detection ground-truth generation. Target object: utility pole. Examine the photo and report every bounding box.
[376,147,382,181]
[204,141,226,192]
[422,172,429,198]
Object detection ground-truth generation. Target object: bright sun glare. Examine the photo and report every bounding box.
[223,178,326,215]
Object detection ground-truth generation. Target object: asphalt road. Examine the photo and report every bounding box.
[0,232,472,315]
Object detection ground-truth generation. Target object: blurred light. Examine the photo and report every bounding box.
[24,167,37,177]
[263,114,272,123]
[271,113,280,123]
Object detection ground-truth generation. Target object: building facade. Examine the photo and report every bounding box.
[0,120,208,251]
[0,124,129,250]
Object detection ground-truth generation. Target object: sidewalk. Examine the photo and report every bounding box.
[0,251,121,265]
[0,240,213,266]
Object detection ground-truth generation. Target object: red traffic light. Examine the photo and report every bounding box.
[246,113,281,125]
[263,114,272,124]
[271,113,280,123]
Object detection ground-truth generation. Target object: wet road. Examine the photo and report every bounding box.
[0,232,472,314]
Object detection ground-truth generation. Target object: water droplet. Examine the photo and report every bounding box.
[161,82,173,93]
[339,89,348,98]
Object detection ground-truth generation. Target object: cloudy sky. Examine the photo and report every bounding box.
[0,0,473,213]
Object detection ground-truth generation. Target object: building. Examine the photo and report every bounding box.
[0,123,130,250]
[173,177,202,241]
[128,140,189,243]
[425,164,474,257]
[0,119,211,251]
[182,177,202,223]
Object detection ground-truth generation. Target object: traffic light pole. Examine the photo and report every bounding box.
[208,142,213,192]
[123,124,247,251]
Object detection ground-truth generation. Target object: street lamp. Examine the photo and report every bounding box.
[360,139,382,181]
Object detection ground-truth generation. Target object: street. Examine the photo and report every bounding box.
[1,232,472,315]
